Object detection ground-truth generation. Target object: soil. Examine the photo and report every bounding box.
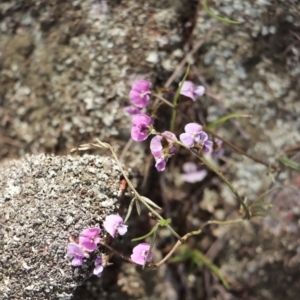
[1,0,300,299]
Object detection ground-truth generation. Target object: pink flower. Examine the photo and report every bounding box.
[79,227,101,252]
[181,162,207,183]
[103,214,128,238]
[67,243,89,267]
[93,257,105,277]
[129,80,152,108]
[179,123,203,147]
[180,81,205,101]
[131,114,153,142]
[180,123,213,153]
[130,243,153,265]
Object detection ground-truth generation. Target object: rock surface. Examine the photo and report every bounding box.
[0,154,122,300]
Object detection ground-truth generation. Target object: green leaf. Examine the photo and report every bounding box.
[207,113,252,129]
[278,156,300,172]
[192,249,229,289]
[253,206,284,225]
[202,0,240,24]
[131,223,159,242]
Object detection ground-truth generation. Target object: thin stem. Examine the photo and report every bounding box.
[100,241,133,263]
[92,140,182,242]
[200,155,251,219]
[149,217,243,268]
[170,64,190,132]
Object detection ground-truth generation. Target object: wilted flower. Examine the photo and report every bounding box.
[79,227,101,252]
[180,81,205,101]
[129,80,152,108]
[150,131,177,171]
[130,243,153,265]
[103,214,128,238]
[67,243,89,267]
[131,114,153,142]
[93,257,105,277]
[181,162,207,183]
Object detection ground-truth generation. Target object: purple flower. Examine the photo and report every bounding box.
[130,243,153,265]
[79,227,101,252]
[180,81,205,101]
[131,114,153,142]
[179,123,203,147]
[150,131,177,172]
[124,106,142,115]
[180,123,213,153]
[93,257,105,277]
[181,162,207,183]
[67,243,89,267]
[103,214,128,238]
[200,132,213,153]
[129,80,152,108]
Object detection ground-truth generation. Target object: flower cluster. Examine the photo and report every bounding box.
[179,123,213,153]
[67,227,103,276]
[125,80,155,142]
[67,214,153,275]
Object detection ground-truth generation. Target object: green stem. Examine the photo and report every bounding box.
[200,155,250,219]
[170,64,190,132]
[93,140,182,242]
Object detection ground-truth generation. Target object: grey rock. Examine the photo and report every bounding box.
[0,154,122,300]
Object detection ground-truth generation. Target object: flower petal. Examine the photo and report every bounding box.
[184,123,202,134]
[150,136,162,152]
[194,85,205,97]
[179,133,194,147]
[117,224,128,236]
[182,170,207,183]
[182,162,198,173]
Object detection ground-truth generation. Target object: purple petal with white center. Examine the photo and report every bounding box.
[131,243,153,265]
[179,133,194,147]
[79,227,101,252]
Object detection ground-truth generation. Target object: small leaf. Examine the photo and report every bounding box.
[202,0,240,24]
[124,197,136,223]
[207,113,252,129]
[278,156,300,172]
[253,206,284,225]
[192,249,229,289]
[140,196,162,210]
